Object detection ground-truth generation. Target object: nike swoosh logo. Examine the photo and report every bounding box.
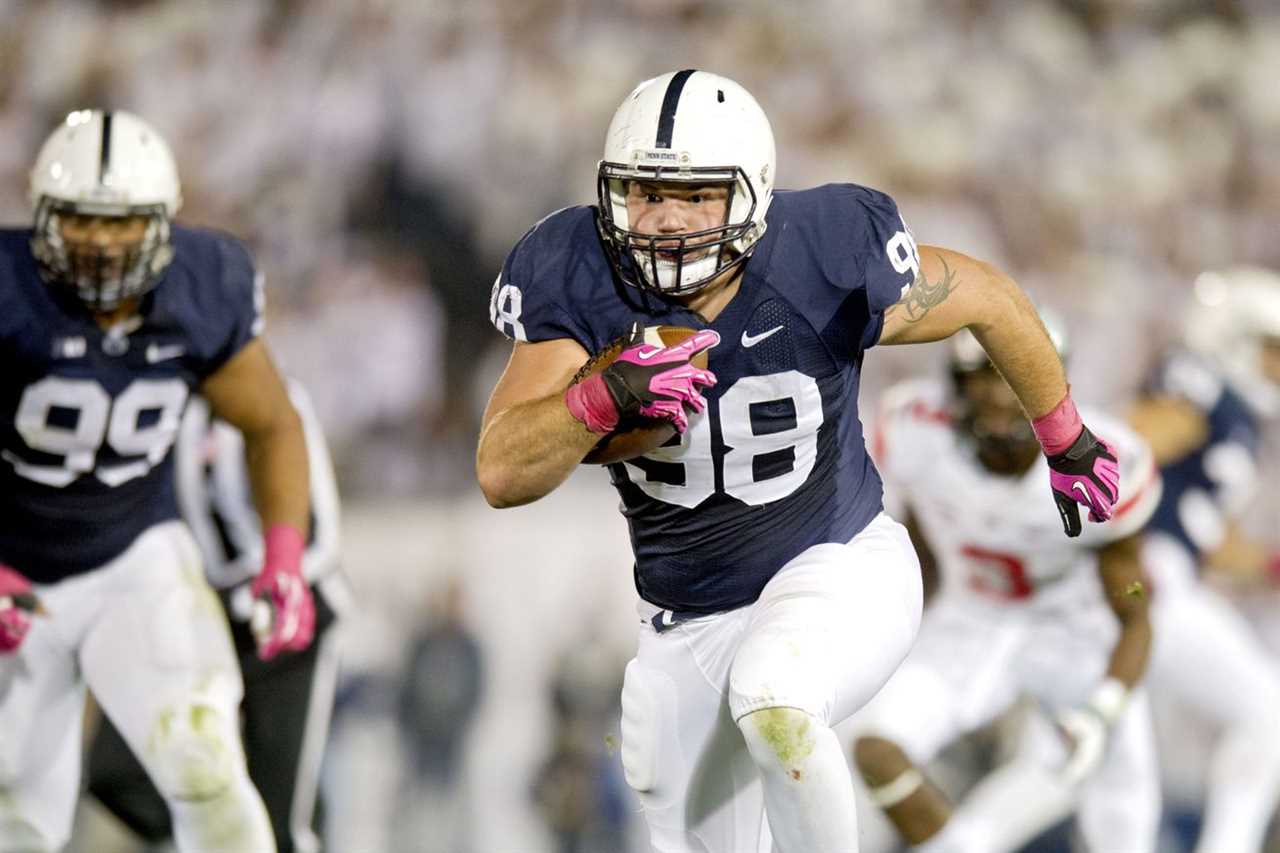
[146,343,186,363]
[1070,482,1094,506]
[741,325,784,348]
[635,348,663,361]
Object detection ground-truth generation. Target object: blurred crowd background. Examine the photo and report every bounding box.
[2,0,1279,851]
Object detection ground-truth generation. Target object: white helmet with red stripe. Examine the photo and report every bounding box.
[596,70,775,295]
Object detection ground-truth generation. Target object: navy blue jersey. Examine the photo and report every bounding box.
[0,225,262,582]
[491,184,917,612]
[1145,350,1261,561]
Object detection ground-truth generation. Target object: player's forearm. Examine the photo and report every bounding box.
[1099,536,1151,689]
[965,278,1067,420]
[1105,612,1151,689]
[1204,521,1271,583]
[243,409,311,535]
[476,393,602,508]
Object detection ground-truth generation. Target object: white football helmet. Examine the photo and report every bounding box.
[29,109,182,312]
[596,70,775,295]
[1183,266,1280,415]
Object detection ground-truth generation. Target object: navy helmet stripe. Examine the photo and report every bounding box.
[655,69,696,149]
[99,111,113,184]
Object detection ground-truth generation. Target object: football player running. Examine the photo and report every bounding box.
[0,110,314,853]
[477,70,1120,852]
[1127,267,1280,853]
[852,326,1162,853]
[86,379,345,853]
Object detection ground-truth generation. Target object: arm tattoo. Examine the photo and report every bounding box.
[884,257,959,324]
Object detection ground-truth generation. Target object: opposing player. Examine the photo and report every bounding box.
[476,70,1121,851]
[86,379,345,853]
[1128,267,1280,853]
[853,328,1162,852]
[0,110,314,852]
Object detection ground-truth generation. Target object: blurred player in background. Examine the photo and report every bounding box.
[0,109,314,853]
[477,69,1120,852]
[1127,267,1280,853]
[87,379,345,853]
[854,326,1162,853]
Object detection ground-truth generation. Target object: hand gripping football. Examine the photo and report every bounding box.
[577,325,709,465]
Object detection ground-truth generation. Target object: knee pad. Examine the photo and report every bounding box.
[146,703,236,802]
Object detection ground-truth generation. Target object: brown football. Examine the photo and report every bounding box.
[577,325,708,465]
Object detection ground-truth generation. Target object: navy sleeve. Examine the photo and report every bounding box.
[488,210,593,349]
[797,184,917,305]
[858,188,917,350]
[189,232,264,378]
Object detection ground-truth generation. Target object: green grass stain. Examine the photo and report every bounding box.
[752,708,815,778]
[147,702,269,847]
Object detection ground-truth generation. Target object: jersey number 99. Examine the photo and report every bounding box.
[5,376,189,488]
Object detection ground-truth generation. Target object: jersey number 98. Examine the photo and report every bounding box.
[619,370,822,508]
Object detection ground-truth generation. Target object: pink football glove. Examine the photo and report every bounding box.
[250,525,315,660]
[0,564,37,654]
[1033,394,1120,537]
[566,324,720,435]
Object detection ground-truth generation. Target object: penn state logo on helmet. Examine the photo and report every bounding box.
[29,109,183,312]
[596,70,776,295]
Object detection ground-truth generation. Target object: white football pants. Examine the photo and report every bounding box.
[0,521,274,852]
[852,595,1160,853]
[620,512,923,852]
[1144,534,1280,853]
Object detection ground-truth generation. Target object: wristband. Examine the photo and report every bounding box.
[264,523,305,571]
[868,769,924,807]
[1031,389,1083,455]
[565,375,619,434]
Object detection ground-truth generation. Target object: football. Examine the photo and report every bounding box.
[577,325,708,465]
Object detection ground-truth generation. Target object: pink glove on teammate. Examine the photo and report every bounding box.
[566,324,720,435]
[0,564,38,654]
[1033,392,1120,538]
[250,524,315,660]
